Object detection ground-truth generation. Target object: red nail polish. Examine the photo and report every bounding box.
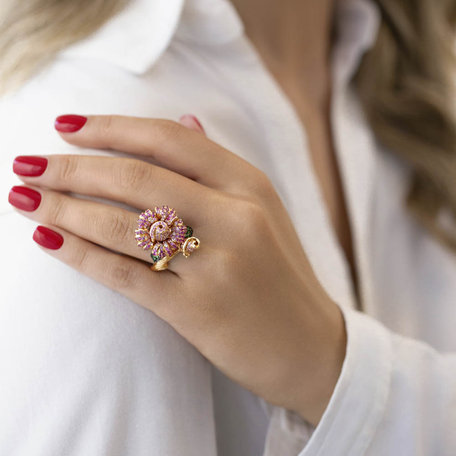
[189,115,205,133]
[54,114,87,133]
[13,156,48,177]
[33,226,64,250]
[8,186,41,211]
[179,114,205,134]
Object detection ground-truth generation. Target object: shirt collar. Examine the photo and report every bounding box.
[58,0,185,74]
[58,0,380,83]
[332,0,381,86]
[174,0,243,45]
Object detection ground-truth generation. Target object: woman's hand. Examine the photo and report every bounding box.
[9,114,346,426]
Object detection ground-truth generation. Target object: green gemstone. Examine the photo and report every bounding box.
[151,254,160,263]
[185,226,193,238]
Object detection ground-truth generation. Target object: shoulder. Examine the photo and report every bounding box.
[58,0,185,74]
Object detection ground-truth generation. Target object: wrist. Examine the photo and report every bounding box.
[292,299,347,426]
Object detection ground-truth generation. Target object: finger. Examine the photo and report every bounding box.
[54,114,254,190]
[14,154,211,225]
[9,185,207,274]
[179,114,206,134]
[31,224,179,317]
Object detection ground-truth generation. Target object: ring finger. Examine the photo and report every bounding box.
[8,185,209,275]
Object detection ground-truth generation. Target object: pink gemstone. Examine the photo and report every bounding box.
[165,209,177,223]
[155,206,165,219]
[152,243,165,259]
[163,241,172,256]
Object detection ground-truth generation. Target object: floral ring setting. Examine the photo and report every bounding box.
[135,205,200,271]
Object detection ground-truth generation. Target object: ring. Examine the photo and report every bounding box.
[135,205,201,271]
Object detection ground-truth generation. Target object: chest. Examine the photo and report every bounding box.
[298,105,355,263]
[280,86,359,299]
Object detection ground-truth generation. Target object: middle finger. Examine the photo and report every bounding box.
[14,154,213,225]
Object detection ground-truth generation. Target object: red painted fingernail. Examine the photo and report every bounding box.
[179,114,205,134]
[8,186,41,211]
[54,114,87,133]
[13,156,48,177]
[33,226,64,250]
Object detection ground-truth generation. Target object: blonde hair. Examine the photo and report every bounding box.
[354,0,456,250]
[1,0,456,251]
[0,0,127,94]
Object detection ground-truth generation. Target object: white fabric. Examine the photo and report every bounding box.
[0,0,455,455]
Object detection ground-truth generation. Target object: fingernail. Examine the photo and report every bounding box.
[179,114,205,134]
[13,156,48,177]
[54,114,87,133]
[8,186,41,211]
[33,226,64,250]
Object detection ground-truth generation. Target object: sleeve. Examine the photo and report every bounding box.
[261,305,456,456]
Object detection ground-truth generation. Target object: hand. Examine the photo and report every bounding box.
[9,114,347,426]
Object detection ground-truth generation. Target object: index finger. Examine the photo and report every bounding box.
[54,114,253,190]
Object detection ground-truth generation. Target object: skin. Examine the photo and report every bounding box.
[11,115,346,427]
[9,0,352,427]
[231,0,359,299]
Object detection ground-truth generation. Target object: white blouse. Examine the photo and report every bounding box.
[0,0,455,455]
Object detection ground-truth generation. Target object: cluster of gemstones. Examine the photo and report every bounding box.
[135,206,194,263]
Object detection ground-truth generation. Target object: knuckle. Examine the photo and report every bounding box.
[117,159,151,192]
[254,170,275,197]
[108,260,137,290]
[234,198,267,232]
[73,245,91,271]
[245,169,277,203]
[97,115,116,138]
[155,119,186,142]
[48,195,68,226]
[58,155,79,183]
[97,211,132,244]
